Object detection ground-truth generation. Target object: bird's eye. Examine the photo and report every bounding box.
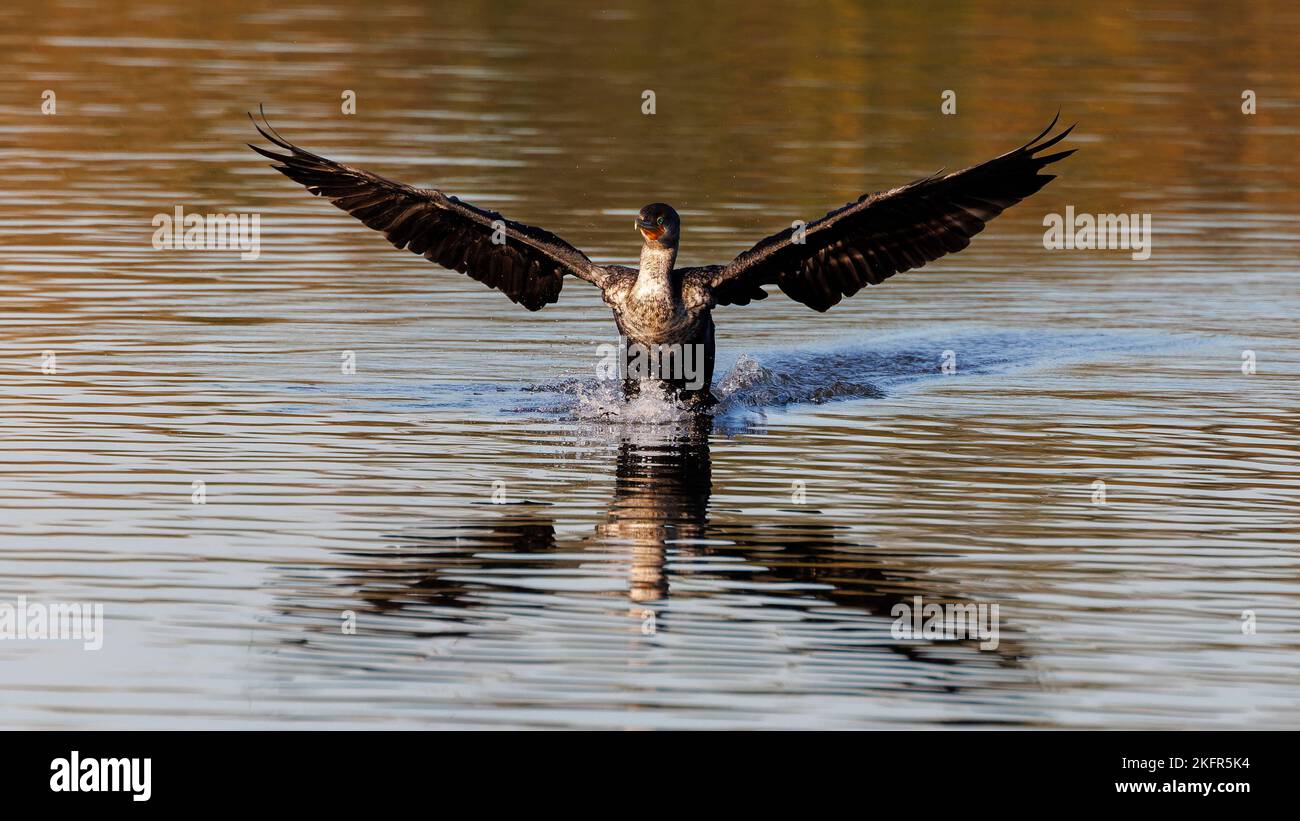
[656,216,665,226]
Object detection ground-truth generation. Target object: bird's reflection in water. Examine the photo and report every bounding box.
[597,415,714,603]
[275,414,1026,679]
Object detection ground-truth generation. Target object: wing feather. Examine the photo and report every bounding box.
[704,116,1076,311]
[248,111,609,310]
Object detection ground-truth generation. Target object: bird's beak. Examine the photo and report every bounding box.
[635,217,664,241]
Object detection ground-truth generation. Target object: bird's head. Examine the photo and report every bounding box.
[635,203,680,247]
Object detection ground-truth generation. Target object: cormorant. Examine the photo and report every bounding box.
[249,113,1074,408]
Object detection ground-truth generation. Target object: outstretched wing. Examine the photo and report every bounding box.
[704,116,1076,311]
[248,112,608,310]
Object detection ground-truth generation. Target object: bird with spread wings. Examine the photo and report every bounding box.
[250,110,1073,404]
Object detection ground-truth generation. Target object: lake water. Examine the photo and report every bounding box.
[2,0,1299,729]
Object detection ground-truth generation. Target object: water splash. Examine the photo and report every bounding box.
[275,328,1171,428]
[713,353,885,409]
[530,329,1161,425]
[571,379,695,424]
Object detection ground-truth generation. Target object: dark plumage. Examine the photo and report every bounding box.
[705,116,1075,311]
[247,115,602,310]
[250,111,1074,406]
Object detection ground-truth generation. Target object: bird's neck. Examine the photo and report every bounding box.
[634,243,679,302]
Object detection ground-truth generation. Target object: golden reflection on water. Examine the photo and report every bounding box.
[1,0,1299,728]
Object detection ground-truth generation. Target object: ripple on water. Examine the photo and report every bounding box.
[3,0,1300,729]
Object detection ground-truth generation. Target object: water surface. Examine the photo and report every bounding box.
[2,0,1299,729]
